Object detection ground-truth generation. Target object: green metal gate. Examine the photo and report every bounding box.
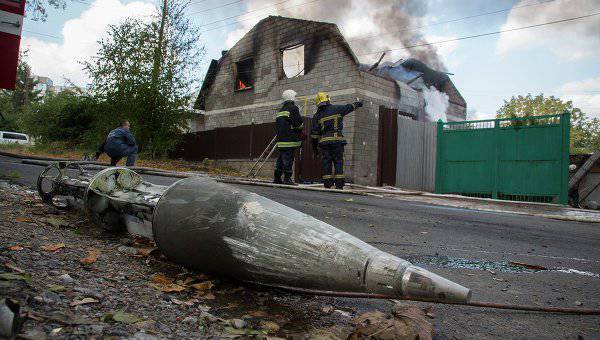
[435,113,570,204]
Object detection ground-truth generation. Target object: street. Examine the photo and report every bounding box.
[1,154,600,338]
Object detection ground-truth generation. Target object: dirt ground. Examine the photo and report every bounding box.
[0,179,436,339]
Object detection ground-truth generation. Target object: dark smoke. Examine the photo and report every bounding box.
[240,0,447,71]
[371,1,447,71]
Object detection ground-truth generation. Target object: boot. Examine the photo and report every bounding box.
[283,173,296,186]
[273,170,283,184]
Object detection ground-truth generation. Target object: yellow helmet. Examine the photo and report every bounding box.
[315,92,330,106]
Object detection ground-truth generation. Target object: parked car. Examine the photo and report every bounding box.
[0,131,30,145]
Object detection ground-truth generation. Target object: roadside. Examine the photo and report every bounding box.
[2,146,599,224]
[1,179,438,339]
[0,143,244,177]
[2,156,600,339]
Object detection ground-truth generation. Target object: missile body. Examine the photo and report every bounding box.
[38,164,471,303]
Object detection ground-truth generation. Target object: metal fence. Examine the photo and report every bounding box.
[435,113,571,204]
[172,122,276,161]
[395,118,437,191]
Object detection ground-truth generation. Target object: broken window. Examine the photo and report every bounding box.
[235,58,254,91]
[282,44,305,78]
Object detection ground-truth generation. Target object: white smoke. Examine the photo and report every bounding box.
[422,85,449,122]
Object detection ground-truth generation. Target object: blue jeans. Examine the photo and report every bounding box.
[107,145,138,166]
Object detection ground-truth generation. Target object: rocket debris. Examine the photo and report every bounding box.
[37,162,471,303]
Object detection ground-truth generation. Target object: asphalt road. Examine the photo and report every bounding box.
[1,155,600,339]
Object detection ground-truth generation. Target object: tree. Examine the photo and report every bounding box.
[0,52,40,131]
[83,0,204,157]
[20,90,98,145]
[26,0,71,21]
[496,94,599,154]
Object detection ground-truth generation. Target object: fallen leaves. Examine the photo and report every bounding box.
[152,283,187,293]
[148,273,214,295]
[171,298,198,306]
[0,272,32,282]
[80,250,100,265]
[48,284,68,292]
[136,247,158,257]
[70,298,99,307]
[4,262,24,273]
[102,311,142,324]
[191,281,214,291]
[41,243,65,252]
[15,217,34,223]
[149,274,186,293]
[349,304,434,340]
[45,217,69,228]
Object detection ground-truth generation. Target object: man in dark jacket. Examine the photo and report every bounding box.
[274,89,304,185]
[95,120,138,166]
[310,92,362,189]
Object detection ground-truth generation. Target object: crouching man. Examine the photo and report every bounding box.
[95,120,138,166]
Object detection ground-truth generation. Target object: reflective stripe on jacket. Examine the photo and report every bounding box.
[310,102,357,145]
[275,101,303,149]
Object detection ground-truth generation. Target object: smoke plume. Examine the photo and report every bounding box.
[422,86,449,122]
[226,0,447,71]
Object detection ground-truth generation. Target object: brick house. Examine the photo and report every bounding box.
[182,16,467,186]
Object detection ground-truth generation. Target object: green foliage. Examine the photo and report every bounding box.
[20,91,98,147]
[497,94,599,154]
[26,0,68,21]
[83,1,204,158]
[0,51,41,131]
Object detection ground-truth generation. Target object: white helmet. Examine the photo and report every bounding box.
[282,89,297,102]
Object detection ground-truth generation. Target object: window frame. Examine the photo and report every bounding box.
[234,57,255,92]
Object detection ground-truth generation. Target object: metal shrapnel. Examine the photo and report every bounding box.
[37,164,471,303]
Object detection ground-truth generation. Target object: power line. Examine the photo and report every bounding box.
[196,0,305,28]
[344,0,555,44]
[191,0,245,14]
[368,11,600,56]
[22,30,61,39]
[232,11,600,74]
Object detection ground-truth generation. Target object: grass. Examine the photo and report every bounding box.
[0,143,244,177]
[1,170,22,179]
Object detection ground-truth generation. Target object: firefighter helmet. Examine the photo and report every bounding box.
[315,92,330,106]
[282,89,297,102]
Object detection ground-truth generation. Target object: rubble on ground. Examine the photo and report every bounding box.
[0,179,435,339]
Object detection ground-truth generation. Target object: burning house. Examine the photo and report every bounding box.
[182,16,467,186]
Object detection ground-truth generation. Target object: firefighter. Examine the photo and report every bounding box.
[310,92,363,189]
[274,89,304,185]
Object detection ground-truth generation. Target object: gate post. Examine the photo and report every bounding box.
[435,120,444,194]
[560,111,571,204]
[491,119,500,199]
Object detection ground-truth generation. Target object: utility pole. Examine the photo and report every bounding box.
[149,0,168,158]
[151,0,168,89]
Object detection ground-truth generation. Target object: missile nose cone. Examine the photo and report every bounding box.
[401,265,471,303]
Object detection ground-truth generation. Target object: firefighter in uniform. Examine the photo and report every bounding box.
[310,92,363,189]
[274,89,304,185]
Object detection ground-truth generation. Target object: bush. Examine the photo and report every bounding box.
[20,91,99,147]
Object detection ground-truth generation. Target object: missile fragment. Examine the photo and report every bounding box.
[38,164,471,303]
